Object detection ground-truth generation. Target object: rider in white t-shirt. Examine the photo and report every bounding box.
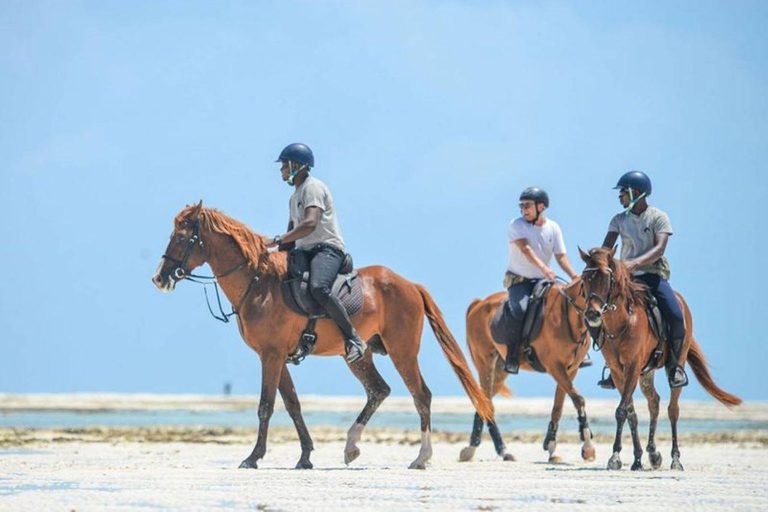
[503,187,580,373]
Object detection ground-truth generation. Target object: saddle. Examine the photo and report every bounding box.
[641,293,668,374]
[281,248,364,365]
[490,280,552,373]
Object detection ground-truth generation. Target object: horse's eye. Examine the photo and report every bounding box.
[177,235,186,243]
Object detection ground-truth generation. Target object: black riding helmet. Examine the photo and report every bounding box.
[275,143,314,168]
[614,170,652,196]
[519,186,549,208]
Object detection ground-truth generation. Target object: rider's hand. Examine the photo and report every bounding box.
[625,260,638,272]
[544,268,557,281]
[265,238,279,249]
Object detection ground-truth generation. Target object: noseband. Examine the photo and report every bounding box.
[583,266,616,314]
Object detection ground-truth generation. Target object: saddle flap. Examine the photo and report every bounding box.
[522,280,552,345]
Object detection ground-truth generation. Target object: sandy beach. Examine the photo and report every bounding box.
[1,395,766,510]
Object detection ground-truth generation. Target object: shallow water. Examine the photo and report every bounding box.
[1,409,764,434]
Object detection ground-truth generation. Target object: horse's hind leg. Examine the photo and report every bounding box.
[669,386,684,470]
[639,371,662,469]
[388,347,433,469]
[278,366,314,469]
[343,352,391,465]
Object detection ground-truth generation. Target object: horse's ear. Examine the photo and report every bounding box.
[611,245,618,258]
[189,200,204,220]
[578,246,590,263]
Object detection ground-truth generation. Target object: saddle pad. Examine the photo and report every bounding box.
[281,272,364,318]
[645,293,666,342]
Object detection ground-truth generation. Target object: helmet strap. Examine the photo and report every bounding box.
[623,190,646,215]
[528,203,543,225]
[286,162,308,186]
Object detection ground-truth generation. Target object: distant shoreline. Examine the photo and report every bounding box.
[2,393,766,421]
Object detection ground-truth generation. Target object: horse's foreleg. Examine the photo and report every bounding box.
[669,386,684,470]
[639,371,662,469]
[620,366,644,471]
[344,353,391,465]
[544,385,567,463]
[239,353,283,469]
[278,365,314,469]
[607,371,629,470]
[551,364,595,462]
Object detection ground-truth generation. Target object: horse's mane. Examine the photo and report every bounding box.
[176,205,287,276]
[587,247,647,308]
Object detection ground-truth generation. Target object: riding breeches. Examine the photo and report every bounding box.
[633,273,686,341]
[506,279,539,346]
[307,244,356,340]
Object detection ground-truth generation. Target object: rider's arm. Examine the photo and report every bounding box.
[554,253,579,281]
[625,233,669,271]
[513,238,556,280]
[602,231,619,249]
[267,207,322,247]
[277,220,296,251]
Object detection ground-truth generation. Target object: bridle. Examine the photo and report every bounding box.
[161,219,255,323]
[582,264,632,348]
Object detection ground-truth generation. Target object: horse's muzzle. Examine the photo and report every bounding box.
[585,308,602,327]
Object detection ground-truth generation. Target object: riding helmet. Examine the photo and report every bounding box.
[519,187,549,208]
[275,143,314,168]
[614,171,652,196]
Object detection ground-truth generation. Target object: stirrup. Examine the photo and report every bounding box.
[667,365,689,389]
[579,353,594,368]
[597,366,616,390]
[345,337,367,364]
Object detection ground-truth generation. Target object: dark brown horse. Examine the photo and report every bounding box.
[152,201,493,469]
[579,247,742,471]
[458,280,597,463]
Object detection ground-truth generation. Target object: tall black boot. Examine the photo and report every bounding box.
[504,345,519,374]
[666,337,689,388]
[322,293,367,364]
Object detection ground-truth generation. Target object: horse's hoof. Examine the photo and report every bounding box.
[408,461,427,470]
[649,451,662,469]
[548,455,564,464]
[631,460,643,471]
[671,458,684,471]
[344,447,361,465]
[607,454,622,471]
[503,453,517,462]
[295,460,313,470]
[582,446,596,462]
[238,459,258,469]
[458,446,476,462]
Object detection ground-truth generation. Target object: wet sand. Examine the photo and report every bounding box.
[1,395,766,510]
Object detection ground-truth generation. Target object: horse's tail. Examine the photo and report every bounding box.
[417,284,494,422]
[687,339,742,408]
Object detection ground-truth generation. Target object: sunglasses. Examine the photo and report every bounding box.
[519,202,536,210]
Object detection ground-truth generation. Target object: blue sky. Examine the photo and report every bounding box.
[1,1,766,401]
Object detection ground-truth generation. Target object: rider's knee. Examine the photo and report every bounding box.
[309,282,332,304]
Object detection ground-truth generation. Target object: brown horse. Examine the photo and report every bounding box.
[151,201,493,470]
[579,247,742,471]
[458,280,597,464]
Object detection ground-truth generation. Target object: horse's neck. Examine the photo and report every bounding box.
[204,233,273,308]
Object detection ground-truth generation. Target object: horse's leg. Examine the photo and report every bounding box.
[460,412,485,462]
[278,365,314,469]
[389,349,433,469]
[486,354,515,461]
[623,366,645,471]
[550,365,596,462]
[669,385,684,470]
[606,369,628,470]
[343,352,391,465]
[639,371,662,469]
[239,353,283,469]
[543,385,567,463]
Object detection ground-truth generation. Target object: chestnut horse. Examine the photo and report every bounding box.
[458,280,596,463]
[152,202,493,470]
[579,247,741,471]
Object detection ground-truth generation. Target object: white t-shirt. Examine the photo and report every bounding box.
[507,217,566,279]
[289,176,346,252]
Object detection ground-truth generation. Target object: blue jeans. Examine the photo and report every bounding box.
[634,274,685,341]
[506,279,538,347]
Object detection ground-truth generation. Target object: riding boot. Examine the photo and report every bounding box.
[597,366,616,390]
[579,353,594,368]
[504,345,519,374]
[322,292,367,364]
[665,337,689,388]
